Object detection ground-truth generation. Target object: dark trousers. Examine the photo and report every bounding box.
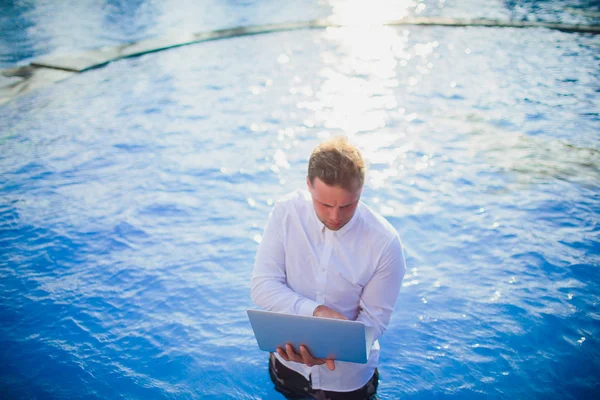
[268,353,379,400]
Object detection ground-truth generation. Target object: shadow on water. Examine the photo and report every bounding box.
[0,1,37,66]
[468,128,600,189]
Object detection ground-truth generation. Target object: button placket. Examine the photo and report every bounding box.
[316,230,332,303]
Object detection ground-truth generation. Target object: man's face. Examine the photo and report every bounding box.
[307,177,362,231]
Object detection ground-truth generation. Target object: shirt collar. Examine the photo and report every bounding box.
[310,203,326,234]
[302,190,325,234]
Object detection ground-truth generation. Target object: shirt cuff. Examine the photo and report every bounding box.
[297,298,321,317]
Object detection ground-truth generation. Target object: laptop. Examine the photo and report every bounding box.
[247,309,375,364]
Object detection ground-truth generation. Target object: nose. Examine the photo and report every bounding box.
[331,207,340,222]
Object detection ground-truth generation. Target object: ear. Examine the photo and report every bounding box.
[306,176,311,190]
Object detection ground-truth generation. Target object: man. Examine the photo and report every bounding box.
[251,137,406,399]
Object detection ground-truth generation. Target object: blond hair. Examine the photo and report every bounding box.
[307,137,365,191]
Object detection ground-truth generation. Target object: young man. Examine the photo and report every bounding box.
[251,137,406,399]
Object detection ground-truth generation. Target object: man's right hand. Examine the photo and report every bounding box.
[313,305,349,320]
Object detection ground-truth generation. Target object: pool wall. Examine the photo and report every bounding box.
[2,17,599,106]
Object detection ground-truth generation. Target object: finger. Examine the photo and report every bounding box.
[276,347,289,361]
[337,313,349,320]
[326,359,336,371]
[286,343,301,363]
[332,310,348,320]
[299,345,315,367]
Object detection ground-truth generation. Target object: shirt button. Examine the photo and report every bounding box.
[321,268,326,272]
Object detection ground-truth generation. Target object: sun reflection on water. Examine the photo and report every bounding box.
[300,0,444,203]
[309,27,404,136]
[326,0,416,26]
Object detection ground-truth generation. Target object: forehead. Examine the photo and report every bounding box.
[311,178,361,206]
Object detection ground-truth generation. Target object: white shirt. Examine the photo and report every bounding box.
[251,190,406,392]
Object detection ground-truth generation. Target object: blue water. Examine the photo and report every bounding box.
[1,1,600,399]
[2,0,600,69]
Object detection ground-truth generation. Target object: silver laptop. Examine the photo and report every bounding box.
[247,309,375,364]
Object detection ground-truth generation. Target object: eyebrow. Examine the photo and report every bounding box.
[317,199,357,208]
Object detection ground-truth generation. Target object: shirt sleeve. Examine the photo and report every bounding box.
[356,234,406,341]
[250,202,321,316]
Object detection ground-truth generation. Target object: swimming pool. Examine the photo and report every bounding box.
[1,1,599,399]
